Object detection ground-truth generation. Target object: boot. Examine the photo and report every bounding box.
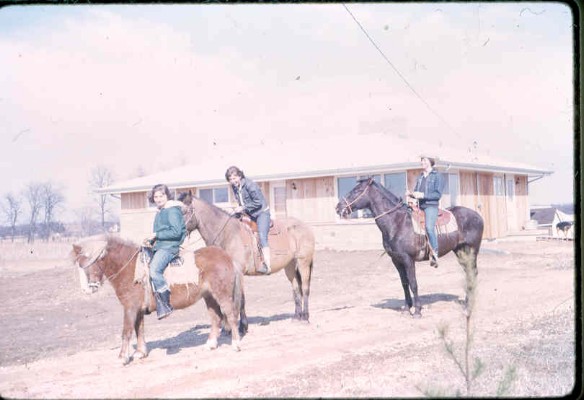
[430,248,439,268]
[257,247,271,275]
[155,289,173,320]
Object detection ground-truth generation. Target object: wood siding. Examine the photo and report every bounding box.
[118,169,533,246]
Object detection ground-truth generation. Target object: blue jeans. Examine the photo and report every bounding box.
[423,206,439,254]
[254,210,271,248]
[149,248,177,292]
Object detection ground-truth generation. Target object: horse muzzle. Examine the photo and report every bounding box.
[88,281,101,293]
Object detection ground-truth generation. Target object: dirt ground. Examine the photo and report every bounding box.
[0,237,577,398]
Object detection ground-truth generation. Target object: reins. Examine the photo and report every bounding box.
[374,200,404,220]
[341,184,370,216]
[77,246,141,282]
[184,202,236,246]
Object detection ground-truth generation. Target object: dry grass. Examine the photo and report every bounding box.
[0,240,75,263]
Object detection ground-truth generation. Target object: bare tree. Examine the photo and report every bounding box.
[89,165,116,229]
[40,182,65,240]
[23,182,43,243]
[1,193,22,241]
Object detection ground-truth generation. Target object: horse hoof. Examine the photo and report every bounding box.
[206,339,218,350]
[122,356,132,366]
[412,312,422,319]
[232,341,241,352]
[133,350,148,360]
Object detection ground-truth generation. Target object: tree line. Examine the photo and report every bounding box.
[1,165,119,242]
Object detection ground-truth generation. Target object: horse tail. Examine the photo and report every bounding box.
[232,260,243,317]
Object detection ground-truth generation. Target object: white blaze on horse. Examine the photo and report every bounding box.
[71,234,247,365]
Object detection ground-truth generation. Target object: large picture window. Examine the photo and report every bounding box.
[337,174,399,219]
[199,187,229,205]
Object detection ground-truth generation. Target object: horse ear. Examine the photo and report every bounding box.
[72,244,82,253]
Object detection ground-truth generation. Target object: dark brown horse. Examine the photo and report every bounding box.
[71,235,248,365]
[178,191,315,321]
[335,178,484,318]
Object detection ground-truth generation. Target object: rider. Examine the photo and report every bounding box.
[406,156,444,268]
[225,166,271,275]
[144,183,187,319]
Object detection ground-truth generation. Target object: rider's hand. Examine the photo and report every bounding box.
[413,191,424,199]
[232,206,244,214]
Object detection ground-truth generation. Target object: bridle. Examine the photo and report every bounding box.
[340,182,371,216]
[76,247,140,288]
[340,178,404,220]
[183,200,236,246]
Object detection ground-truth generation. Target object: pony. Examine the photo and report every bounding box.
[335,178,484,318]
[71,234,248,365]
[178,191,315,321]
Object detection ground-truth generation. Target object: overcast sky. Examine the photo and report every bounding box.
[0,3,575,222]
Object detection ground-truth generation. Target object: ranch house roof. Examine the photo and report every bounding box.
[99,134,552,194]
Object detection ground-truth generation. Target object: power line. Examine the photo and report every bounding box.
[342,3,461,139]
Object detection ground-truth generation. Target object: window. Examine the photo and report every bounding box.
[505,178,515,201]
[384,173,406,196]
[337,174,392,219]
[494,176,504,196]
[199,187,229,205]
[439,173,459,208]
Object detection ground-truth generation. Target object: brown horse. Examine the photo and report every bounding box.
[178,191,315,321]
[71,235,248,365]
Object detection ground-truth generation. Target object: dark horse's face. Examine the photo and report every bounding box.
[335,178,373,218]
[71,243,107,294]
[177,190,199,233]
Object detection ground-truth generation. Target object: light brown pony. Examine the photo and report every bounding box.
[71,235,247,365]
[178,191,315,321]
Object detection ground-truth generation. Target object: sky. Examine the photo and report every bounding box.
[0,2,576,222]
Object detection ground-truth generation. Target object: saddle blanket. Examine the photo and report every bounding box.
[410,207,459,236]
[134,233,203,286]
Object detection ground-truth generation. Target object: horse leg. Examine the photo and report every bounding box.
[132,310,148,360]
[404,257,422,318]
[219,300,241,352]
[298,259,313,321]
[119,308,137,365]
[238,291,249,337]
[453,244,479,313]
[284,263,303,320]
[203,295,222,350]
[390,255,413,314]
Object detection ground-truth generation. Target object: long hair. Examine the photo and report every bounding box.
[148,183,173,203]
[225,166,245,181]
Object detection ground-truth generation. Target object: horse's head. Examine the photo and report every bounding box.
[335,177,374,218]
[71,236,108,294]
[177,190,199,233]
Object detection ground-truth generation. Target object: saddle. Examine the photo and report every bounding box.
[237,215,290,274]
[410,205,453,229]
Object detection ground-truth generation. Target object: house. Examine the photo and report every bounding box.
[99,134,552,250]
[530,205,575,239]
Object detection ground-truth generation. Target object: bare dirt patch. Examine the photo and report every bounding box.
[0,239,577,398]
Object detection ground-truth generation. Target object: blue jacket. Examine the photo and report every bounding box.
[414,169,444,209]
[153,201,187,253]
[231,178,269,219]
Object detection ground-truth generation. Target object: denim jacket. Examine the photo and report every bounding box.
[153,201,187,253]
[231,178,269,219]
[414,169,444,209]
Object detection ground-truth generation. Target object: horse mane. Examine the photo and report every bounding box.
[369,179,402,205]
[179,190,232,219]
